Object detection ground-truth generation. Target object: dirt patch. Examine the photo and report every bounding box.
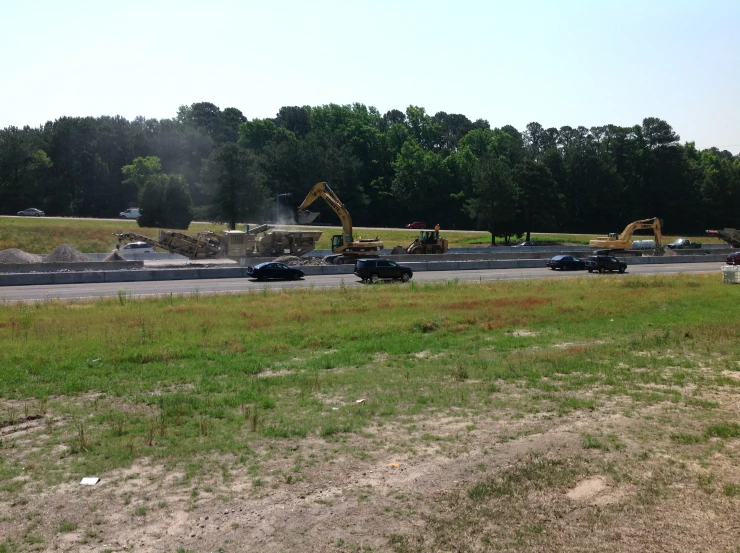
[566,476,607,501]
[0,248,42,264]
[508,329,539,337]
[45,243,90,263]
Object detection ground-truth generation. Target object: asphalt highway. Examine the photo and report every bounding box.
[0,262,723,302]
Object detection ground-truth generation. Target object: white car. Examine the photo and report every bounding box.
[119,208,140,219]
[122,242,155,253]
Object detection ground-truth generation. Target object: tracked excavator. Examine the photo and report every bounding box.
[589,217,664,254]
[297,182,384,264]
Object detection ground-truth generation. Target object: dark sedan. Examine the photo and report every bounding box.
[727,252,740,266]
[546,255,586,270]
[247,262,304,281]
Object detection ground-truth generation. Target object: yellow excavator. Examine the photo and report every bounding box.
[589,217,664,252]
[297,182,384,264]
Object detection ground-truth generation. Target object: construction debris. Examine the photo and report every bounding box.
[103,250,127,262]
[273,255,328,266]
[0,248,43,264]
[45,244,90,263]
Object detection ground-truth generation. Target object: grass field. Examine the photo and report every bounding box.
[1,274,739,551]
[0,217,723,254]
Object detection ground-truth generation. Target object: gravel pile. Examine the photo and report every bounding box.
[44,244,90,263]
[103,250,127,262]
[0,248,42,264]
[274,255,328,266]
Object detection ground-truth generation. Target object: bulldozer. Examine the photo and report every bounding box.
[392,229,449,255]
[589,217,664,253]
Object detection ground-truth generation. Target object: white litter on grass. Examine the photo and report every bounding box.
[80,477,100,485]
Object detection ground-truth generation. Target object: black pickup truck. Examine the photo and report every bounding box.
[585,255,627,273]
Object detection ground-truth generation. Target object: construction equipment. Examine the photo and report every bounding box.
[589,218,663,252]
[392,230,449,255]
[297,182,383,264]
[114,226,321,260]
[706,228,740,248]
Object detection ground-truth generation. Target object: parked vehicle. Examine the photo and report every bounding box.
[512,241,535,247]
[726,252,740,266]
[122,242,155,253]
[119,208,140,219]
[405,221,427,229]
[585,255,627,273]
[17,208,44,216]
[247,262,304,281]
[666,238,701,250]
[546,255,585,270]
[354,258,413,283]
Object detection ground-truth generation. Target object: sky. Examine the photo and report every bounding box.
[2,0,739,153]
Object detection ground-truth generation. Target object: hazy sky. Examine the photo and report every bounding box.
[2,0,739,152]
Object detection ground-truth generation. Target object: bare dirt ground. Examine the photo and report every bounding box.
[2,385,740,553]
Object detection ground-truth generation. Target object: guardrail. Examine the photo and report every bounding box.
[0,254,729,286]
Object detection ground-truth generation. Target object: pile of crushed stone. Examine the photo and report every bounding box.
[273,255,328,266]
[0,248,43,264]
[103,250,127,262]
[44,244,90,263]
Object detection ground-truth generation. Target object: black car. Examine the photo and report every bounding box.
[247,262,304,281]
[546,255,586,270]
[354,258,413,283]
[585,255,627,273]
[666,238,701,250]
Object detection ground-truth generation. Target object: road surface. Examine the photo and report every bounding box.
[0,262,723,302]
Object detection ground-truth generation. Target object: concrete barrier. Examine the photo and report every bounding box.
[0,252,728,287]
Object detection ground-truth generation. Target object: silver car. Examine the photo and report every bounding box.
[122,242,155,253]
[17,208,45,216]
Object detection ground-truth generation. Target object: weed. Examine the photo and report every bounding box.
[705,423,740,439]
[57,521,78,533]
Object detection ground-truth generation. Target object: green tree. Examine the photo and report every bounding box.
[466,156,521,244]
[201,143,267,229]
[138,173,193,229]
[513,160,562,240]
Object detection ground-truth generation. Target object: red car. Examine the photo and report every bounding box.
[405,221,427,229]
[727,252,740,265]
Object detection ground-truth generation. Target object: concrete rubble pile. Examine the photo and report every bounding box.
[273,255,328,266]
[45,244,90,263]
[0,248,43,264]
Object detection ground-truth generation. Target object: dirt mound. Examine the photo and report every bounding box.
[103,250,127,262]
[274,255,328,266]
[44,244,90,263]
[0,248,42,264]
[391,246,407,255]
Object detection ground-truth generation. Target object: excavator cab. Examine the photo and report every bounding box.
[331,235,345,251]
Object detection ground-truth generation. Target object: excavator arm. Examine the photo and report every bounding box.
[619,218,662,247]
[297,182,354,244]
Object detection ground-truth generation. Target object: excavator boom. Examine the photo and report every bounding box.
[589,217,663,250]
[297,181,383,263]
[298,182,353,244]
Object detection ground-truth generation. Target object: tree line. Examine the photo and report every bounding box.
[1,102,738,241]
